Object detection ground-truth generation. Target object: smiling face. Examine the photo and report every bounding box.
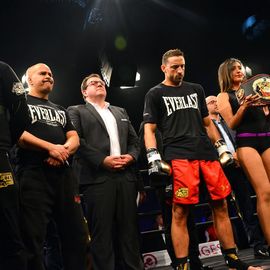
[27,63,54,98]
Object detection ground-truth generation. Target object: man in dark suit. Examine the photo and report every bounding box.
[67,73,144,270]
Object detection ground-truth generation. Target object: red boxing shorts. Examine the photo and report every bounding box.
[171,159,231,204]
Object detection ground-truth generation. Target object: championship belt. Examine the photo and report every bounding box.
[236,74,270,105]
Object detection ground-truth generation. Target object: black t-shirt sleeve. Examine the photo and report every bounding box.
[63,107,76,133]
[143,87,160,124]
[197,84,209,118]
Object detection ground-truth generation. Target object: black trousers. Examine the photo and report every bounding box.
[18,164,89,270]
[44,219,63,270]
[0,151,26,270]
[81,171,144,270]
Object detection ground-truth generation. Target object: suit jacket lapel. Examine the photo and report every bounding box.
[109,106,125,152]
[109,106,122,136]
[85,102,107,131]
[85,103,124,152]
[212,118,236,147]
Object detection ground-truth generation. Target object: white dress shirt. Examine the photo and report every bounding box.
[89,101,121,155]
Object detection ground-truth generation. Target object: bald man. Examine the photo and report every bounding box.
[16,63,89,270]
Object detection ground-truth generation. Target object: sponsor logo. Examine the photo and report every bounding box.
[162,93,198,116]
[28,104,67,127]
[175,187,189,198]
[143,253,157,269]
[12,82,25,95]
[199,240,222,258]
[0,172,14,188]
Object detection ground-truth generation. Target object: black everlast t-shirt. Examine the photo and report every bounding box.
[19,95,75,165]
[143,81,217,161]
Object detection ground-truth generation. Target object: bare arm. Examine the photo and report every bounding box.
[19,131,56,152]
[144,123,158,149]
[203,116,221,143]
[18,131,69,163]
[63,130,80,155]
[204,115,235,166]
[45,130,79,168]
[217,92,258,130]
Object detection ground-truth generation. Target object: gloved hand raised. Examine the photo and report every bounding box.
[215,139,234,167]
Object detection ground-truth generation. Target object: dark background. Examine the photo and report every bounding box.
[1,0,270,131]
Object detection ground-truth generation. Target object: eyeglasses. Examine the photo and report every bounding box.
[86,80,105,87]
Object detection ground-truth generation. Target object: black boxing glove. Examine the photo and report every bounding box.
[146,148,172,177]
[215,139,234,167]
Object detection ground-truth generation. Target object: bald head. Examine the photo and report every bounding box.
[26,63,50,82]
[26,63,54,99]
[206,95,217,105]
[206,95,219,118]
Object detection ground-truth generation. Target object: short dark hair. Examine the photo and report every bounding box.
[80,73,102,91]
[162,49,184,64]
